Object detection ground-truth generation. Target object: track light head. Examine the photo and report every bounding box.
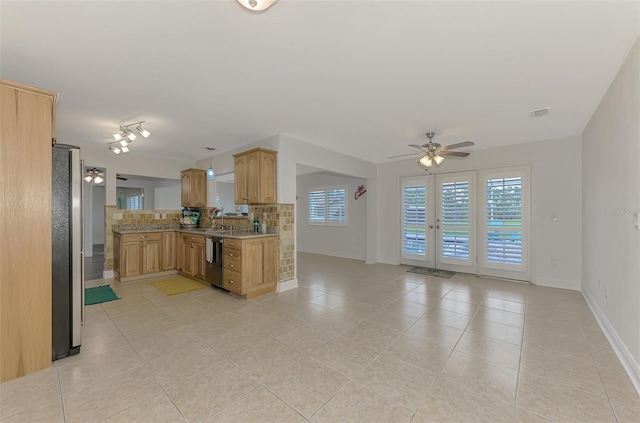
[136,125,150,138]
[113,133,123,141]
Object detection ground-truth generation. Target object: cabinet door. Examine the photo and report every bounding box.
[262,238,278,285]
[193,243,206,281]
[192,171,207,208]
[176,234,185,271]
[246,151,260,204]
[183,242,195,276]
[234,155,247,204]
[122,242,142,277]
[143,240,162,274]
[162,232,175,270]
[259,151,277,204]
[181,172,191,207]
[243,239,264,292]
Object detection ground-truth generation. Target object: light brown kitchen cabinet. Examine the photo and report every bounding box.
[181,168,207,208]
[162,232,176,270]
[1,79,56,382]
[180,233,205,281]
[233,148,277,204]
[114,232,163,279]
[223,236,277,298]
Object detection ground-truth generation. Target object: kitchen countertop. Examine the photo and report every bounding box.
[113,227,277,239]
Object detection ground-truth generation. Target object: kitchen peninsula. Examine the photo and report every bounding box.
[113,226,277,299]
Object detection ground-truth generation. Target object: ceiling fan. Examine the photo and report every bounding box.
[116,174,128,181]
[388,132,475,169]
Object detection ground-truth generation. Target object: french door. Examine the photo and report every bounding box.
[400,166,530,281]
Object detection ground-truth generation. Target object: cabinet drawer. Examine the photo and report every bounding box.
[224,247,242,261]
[224,239,242,250]
[224,257,241,272]
[223,269,242,294]
[182,233,204,244]
[122,232,162,243]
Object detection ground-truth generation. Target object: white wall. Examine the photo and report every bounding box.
[377,136,583,290]
[155,184,181,209]
[297,172,367,260]
[81,144,194,206]
[581,38,639,385]
[216,182,237,212]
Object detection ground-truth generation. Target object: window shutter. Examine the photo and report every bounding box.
[326,188,345,223]
[308,190,326,222]
[486,177,523,264]
[402,184,426,256]
[215,195,221,208]
[441,181,470,259]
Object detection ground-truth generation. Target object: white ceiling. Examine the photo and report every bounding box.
[2,1,638,163]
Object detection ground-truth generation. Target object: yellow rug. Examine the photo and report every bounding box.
[149,277,207,296]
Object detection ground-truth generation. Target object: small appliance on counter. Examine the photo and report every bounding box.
[180,207,201,228]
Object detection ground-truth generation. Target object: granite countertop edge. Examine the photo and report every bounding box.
[113,228,277,239]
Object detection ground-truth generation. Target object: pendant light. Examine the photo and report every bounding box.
[206,147,216,180]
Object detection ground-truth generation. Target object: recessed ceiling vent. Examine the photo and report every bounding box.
[530,108,550,119]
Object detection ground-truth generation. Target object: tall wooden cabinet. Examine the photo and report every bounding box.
[181,168,207,208]
[234,148,277,204]
[1,79,56,382]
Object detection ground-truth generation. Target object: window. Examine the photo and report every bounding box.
[485,176,523,264]
[215,195,221,208]
[126,194,143,210]
[402,182,427,256]
[241,204,249,214]
[308,186,346,225]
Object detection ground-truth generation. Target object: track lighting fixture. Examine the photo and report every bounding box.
[109,120,150,154]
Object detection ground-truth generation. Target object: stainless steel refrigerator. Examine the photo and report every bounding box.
[52,143,84,360]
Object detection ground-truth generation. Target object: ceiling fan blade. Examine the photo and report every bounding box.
[441,141,475,150]
[408,144,426,151]
[439,151,470,157]
[387,152,420,159]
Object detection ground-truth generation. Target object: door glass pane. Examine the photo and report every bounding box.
[486,177,522,264]
[441,181,470,259]
[403,184,426,256]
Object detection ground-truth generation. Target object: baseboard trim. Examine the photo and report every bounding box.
[103,270,115,279]
[582,288,640,395]
[277,278,298,292]
[536,277,579,291]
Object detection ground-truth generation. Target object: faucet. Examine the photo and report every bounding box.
[219,207,224,230]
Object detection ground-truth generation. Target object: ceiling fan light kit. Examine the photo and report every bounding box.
[389,131,475,170]
[236,0,279,12]
[84,168,104,184]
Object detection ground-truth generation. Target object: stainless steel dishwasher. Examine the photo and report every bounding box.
[205,236,224,289]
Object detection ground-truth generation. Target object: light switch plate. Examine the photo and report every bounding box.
[113,212,123,220]
[634,211,639,230]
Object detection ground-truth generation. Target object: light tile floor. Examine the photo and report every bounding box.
[1,253,638,422]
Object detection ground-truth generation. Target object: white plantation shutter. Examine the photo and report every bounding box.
[441,181,470,259]
[308,190,326,223]
[486,177,523,264]
[308,186,346,225]
[402,183,427,256]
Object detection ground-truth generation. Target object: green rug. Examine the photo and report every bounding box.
[407,267,455,278]
[85,285,120,305]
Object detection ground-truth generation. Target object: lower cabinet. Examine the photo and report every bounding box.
[223,236,277,298]
[180,233,206,281]
[114,232,163,279]
[162,232,176,270]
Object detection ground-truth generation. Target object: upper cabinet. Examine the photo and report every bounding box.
[181,168,207,208]
[234,148,277,205]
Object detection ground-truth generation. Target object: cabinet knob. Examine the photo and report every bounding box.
[140,236,147,239]
[229,263,234,268]
[228,253,234,257]
[228,280,234,284]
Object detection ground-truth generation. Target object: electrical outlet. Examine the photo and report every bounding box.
[155,213,160,219]
[113,213,123,220]
[162,213,167,219]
